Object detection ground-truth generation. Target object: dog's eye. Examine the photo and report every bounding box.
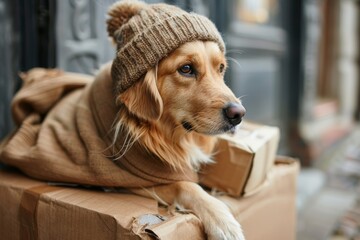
[219,64,225,73]
[178,64,195,77]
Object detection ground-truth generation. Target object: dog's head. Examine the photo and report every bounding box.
[118,40,246,135]
[107,0,245,137]
[107,1,246,169]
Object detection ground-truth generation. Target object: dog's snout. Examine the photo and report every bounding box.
[223,103,246,126]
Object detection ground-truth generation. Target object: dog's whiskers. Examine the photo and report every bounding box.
[237,95,247,100]
[226,57,242,70]
[189,115,224,135]
[226,49,246,55]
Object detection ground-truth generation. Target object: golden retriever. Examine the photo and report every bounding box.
[112,40,246,240]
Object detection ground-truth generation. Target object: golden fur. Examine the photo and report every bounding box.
[113,41,245,240]
[114,41,241,170]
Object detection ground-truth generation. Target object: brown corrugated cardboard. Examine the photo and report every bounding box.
[224,156,299,240]
[0,169,158,240]
[0,157,297,240]
[200,121,280,196]
[144,157,299,240]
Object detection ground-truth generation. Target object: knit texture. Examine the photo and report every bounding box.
[0,66,198,186]
[107,0,225,94]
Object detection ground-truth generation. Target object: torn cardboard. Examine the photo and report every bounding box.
[200,121,280,196]
[0,157,298,240]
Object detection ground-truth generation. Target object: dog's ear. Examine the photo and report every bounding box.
[118,68,163,121]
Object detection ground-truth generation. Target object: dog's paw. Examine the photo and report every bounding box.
[205,217,245,240]
[204,213,245,240]
[199,198,245,240]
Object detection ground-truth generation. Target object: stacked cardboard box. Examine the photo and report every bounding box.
[0,157,298,240]
[200,121,280,196]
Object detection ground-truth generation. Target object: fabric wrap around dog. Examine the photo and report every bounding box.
[0,66,198,187]
[0,0,226,186]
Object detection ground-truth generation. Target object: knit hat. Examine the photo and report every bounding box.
[107,0,225,95]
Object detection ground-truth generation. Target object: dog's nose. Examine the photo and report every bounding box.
[223,103,246,126]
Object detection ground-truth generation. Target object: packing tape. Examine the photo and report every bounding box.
[19,185,61,240]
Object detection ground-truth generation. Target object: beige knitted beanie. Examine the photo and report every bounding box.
[107,0,225,95]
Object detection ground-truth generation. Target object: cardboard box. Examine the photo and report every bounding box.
[0,157,298,240]
[200,121,280,196]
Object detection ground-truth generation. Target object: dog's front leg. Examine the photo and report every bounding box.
[131,181,245,240]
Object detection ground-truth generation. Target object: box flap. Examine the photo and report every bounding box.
[218,122,279,153]
[144,214,204,240]
[200,122,280,196]
[244,126,280,192]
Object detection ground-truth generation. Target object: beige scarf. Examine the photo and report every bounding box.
[0,65,197,187]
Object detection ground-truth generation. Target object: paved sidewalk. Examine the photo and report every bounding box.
[297,126,360,240]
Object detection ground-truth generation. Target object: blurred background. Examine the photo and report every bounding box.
[0,0,359,239]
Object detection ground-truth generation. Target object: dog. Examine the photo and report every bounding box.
[1,1,245,239]
[108,39,246,240]
[0,0,245,240]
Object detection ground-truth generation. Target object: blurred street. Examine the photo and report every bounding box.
[297,125,360,239]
